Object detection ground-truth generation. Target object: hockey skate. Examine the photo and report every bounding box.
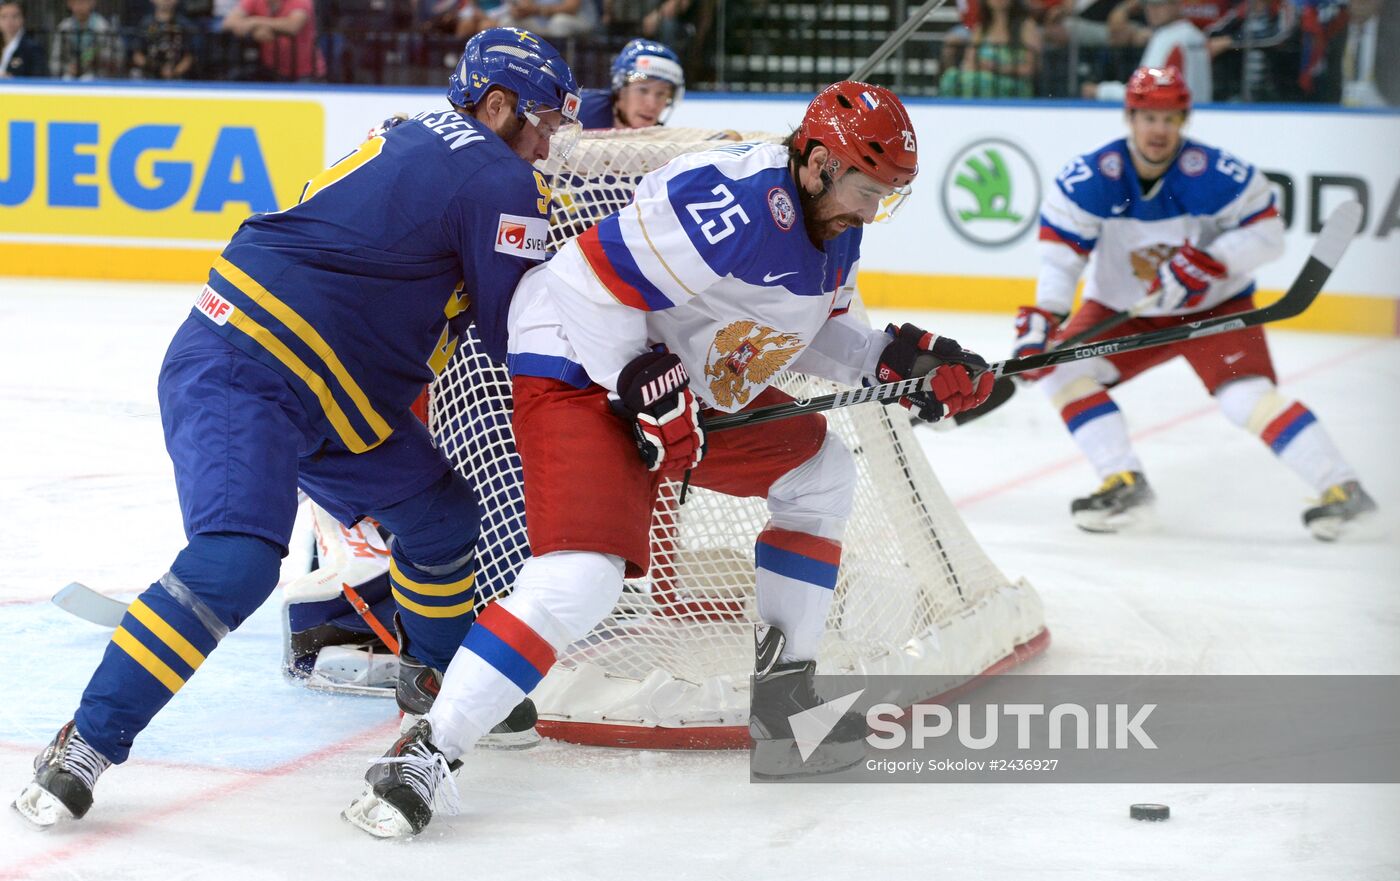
[12,720,112,827]
[1071,471,1155,533]
[343,719,461,838]
[394,617,540,749]
[1303,480,1377,541]
[749,625,866,779]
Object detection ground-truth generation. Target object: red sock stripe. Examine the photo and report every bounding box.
[1260,402,1310,448]
[475,604,555,677]
[755,527,842,566]
[1060,391,1113,423]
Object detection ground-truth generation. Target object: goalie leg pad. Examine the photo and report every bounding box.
[74,532,281,763]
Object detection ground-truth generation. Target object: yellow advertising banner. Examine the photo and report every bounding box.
[0,93,324,277]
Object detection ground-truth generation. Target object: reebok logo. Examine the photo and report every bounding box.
[788,689,865,761]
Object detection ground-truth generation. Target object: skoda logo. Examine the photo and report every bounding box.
[941,138,1040,247]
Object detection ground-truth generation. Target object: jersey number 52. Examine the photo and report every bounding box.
[686,184,751,244]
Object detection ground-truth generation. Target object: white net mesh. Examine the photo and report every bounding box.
[429,129,1047,748]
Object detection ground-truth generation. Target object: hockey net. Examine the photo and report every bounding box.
[428,128,1048,749]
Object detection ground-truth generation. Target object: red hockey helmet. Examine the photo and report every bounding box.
[1125,65,1192,113]
[792,81,919,189]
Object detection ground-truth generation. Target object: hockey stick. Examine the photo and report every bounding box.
[949,293,1158,427]
[52,582,127,628]
[705,201,1361,433]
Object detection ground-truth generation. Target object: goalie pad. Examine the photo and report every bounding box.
[281,503,401,697]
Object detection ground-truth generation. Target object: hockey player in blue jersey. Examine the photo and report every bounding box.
[577,38,684,129]
[13,27,581,828]
[1015,65,1376,538]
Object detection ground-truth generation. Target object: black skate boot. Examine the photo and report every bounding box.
[394,614,539,749]
[1303,480,1377,541]
[342,718,461,838]
[1071,471,1155,533]
[749,625,866,779]
[12,720,112,826]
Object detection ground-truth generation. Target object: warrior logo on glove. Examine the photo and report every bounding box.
[612,351,708,472]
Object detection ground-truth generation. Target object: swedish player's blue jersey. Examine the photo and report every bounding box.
[578,89,615,130]
[195,108,551,454]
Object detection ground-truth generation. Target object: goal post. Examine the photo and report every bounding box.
[428,128,1049,749]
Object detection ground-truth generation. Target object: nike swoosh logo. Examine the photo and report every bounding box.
[1224,352,1245,365]
[1110,202,1129,215]
[763,271,798,283]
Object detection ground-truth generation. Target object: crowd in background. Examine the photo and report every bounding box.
[1,0,1394,105]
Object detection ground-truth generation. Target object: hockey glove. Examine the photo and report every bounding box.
[1012,305,1066,382]
[611,351,706,473]
[1150,244,1227,311]
[877,323,995,422]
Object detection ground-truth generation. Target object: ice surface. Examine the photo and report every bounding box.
[1,279,1396,880]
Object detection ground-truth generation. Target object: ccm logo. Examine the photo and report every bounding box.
[195,285,233,325]
[641,363,689,406]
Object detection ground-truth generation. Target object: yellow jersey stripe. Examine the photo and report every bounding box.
[389,557,476,597]
[391,587,476,619]
[127,599,207,671]
[112,627,186,694]
[220,301,373,453]
[214,257,393,445]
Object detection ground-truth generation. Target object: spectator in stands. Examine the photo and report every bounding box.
[1083,0,1211,100]
[130,0,198,78]
[577,37,683,128]
[939,0,1043,97]
[1297,0,1348,102]
[0,0,47,77]
[50,0,120,79]
[223,0,326,80]
[458,0,596,39]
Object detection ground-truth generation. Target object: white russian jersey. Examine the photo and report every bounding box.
[1036,137,1285,318]
[507,142,890,412]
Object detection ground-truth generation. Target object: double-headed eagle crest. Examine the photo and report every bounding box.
[704,320,803,409]
[1129,242,1178,283]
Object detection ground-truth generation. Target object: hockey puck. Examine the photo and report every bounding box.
[1130,803,1170,821]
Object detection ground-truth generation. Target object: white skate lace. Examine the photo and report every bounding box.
[56,730,111,791]
[374,746,461,817]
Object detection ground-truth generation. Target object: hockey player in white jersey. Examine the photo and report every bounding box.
[342,81,996,837]
[1015,65,1375,538]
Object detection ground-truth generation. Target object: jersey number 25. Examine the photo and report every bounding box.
[686,184,751,244]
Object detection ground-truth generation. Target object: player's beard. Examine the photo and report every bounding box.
[798,184,863,245]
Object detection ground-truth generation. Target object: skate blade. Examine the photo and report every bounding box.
[1307,508,1380,542]
[12,782,74,828]
[341,788,416,839]
[750,738,864,780]
[476,728,541,751]
[1073,504,1156,535]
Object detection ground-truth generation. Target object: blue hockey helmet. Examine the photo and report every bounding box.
[447,28,583,135]
[610,38,685,103]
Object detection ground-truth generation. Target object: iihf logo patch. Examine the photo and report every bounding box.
[1098,152,1122,180]
[859,91,880,110]
[767,187,796,231]
[1179,148,1208,177]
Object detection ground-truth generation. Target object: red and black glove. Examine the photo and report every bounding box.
[877,323,995,422]
[1150,244,1227,311]
[611,351,706,473]
[1012,305,1066,382]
